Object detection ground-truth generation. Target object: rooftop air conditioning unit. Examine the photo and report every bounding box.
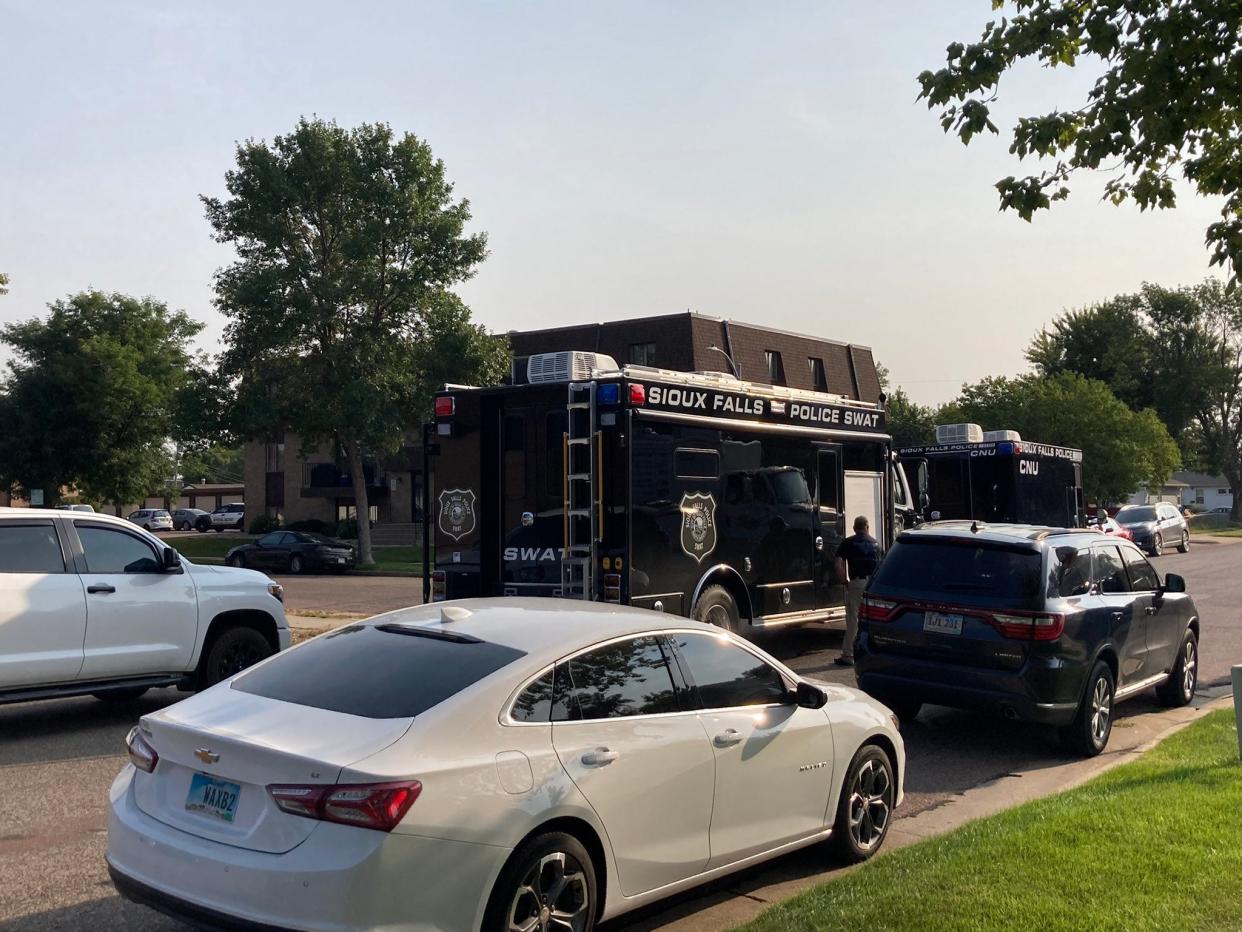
[982,429,1022,442]
[935,423,984,444]
[526,351,619,384]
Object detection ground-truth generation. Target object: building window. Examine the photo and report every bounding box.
[765,350,785,385]
[629,342,656,366]
[1218,488,1230,495]
[264,439,285,472]
[808,357,827,392]
[337,504,379,523]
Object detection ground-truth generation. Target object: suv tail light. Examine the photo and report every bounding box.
[991,612,1066,641]
[860,597,899,622]
[430,570,446,602]
[268,780,422,832]
[126,726,158,773]
[434,396,455,418]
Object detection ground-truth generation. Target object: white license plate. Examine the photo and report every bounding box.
[185,773,241,823]
[923,611,964,636]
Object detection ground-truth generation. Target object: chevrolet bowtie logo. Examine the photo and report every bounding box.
[194,748,220,764]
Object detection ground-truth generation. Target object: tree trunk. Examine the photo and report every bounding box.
[347,439,375,565]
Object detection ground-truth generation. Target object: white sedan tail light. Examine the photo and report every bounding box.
[126,726,159,773]
[267,780,422,832]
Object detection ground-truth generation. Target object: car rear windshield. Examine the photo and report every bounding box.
[231,624,526,719]
[870,537,1046,607]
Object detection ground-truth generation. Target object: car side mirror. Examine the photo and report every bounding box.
[162,547,181,571]
[792,680,828,710]
[1162,573,1186,594]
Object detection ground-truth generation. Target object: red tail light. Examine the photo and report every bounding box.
[434,396,455,418]
[430,570,446,602]
[126,726,158,773]
[268,780,422,832]
[991,612,1066,641]
[860,597,899,622]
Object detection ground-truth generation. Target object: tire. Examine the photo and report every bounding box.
[830,743,896,864]
[1061,661,1114,757]
[1151,532,1163,557]
[225,553,244,568]
[93,687,150,702]
[1156,629,1198,707]
[289,554,304,575]
[201,627,273,688]
[196,524,208,533]
[235,519,244,531]
[482,831,596,932]
[692,584,741,633]
[881,696,922,724]
[1178,530,1190,554]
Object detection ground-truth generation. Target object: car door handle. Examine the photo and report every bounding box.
[1144,606,1157,615]
[86,583,116,594]
[1110,610,1124,624]
[713,728,744,748]
[581,748,619,767]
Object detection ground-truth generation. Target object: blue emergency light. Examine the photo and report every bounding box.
[597,383,620,405]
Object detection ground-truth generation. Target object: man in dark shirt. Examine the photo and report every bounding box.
[834,515,880,666]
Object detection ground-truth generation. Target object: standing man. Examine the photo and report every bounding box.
[834,515,880,667]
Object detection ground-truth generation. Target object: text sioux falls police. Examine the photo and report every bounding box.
[644,385,882,430]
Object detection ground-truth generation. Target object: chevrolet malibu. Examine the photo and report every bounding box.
[107,598,904,932]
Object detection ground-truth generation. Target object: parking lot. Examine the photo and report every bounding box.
[1,538,1237,931]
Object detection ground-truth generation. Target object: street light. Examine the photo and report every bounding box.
[706,345,739,378]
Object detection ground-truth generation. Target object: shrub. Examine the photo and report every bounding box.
[335,517,358,539]
[248,514,281,534]
[287,519,333,534]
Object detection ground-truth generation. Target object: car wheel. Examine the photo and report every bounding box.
[1151,532,1163,556]
[1178,530,1190,553]
[201,627,273,687]
[225,553,244,568]
[830,743,895,864]
[235,519,244,530]
[196,524,208,533]
[1156,629,1198,707]
[880,696,922,724]
[482,831,596,932]
[289,554,304,575]
[692,584,741,633]
[93,687,150,702]
[1062,661,1114,757]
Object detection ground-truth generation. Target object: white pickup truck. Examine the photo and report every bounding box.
[0,508,290,705]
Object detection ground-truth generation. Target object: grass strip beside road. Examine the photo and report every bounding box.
[738,708,1242,932]
[168,536,424,573]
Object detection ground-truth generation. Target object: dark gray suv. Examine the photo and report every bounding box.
[1115,502,1189,556]
[855,523,1200,756]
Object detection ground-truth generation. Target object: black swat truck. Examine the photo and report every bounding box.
[422,351,917,633]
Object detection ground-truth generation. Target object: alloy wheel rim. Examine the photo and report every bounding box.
[847,758,892,851]
[1183,640,1197,697]
[217,642,261,680]
[1183,531,1189,549]
[1090,677,1112,745]
[1154,533,1163,555]
[507,851,590,932]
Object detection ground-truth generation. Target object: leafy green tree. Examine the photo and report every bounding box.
[204,117,492,564]
[0,291,202,506]
[919,2,1242,280]
[0,272,9,295]
[178,445,244,485]
[886,388,939,448]
[955,372,1179,503]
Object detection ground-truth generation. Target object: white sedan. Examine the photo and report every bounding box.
[107,599,904,931]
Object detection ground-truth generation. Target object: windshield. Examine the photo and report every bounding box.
[870,537,1045,608]
[767,468,811,505]
[1117,506,1155,524]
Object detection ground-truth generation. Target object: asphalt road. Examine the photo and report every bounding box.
[1,538,1237,931]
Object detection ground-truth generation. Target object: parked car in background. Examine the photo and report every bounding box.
[54,503,96,512]
[856,523,1200,756]
[0,508,290,706]
[128,509,173,532]
[107,599,903,932]
[225,531,356,574]
[203,503,245,532]
[171,508,207,531]
[1115,503,1189,556]
[1096,515,1132,541]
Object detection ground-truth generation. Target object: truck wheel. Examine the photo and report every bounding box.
[202,627,273,687]
[693,585,741,633]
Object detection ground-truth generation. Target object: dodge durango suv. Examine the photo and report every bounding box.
[855,522,1200,756]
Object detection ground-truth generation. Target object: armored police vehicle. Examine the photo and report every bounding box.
[898,423,1085,529]
[423,350,914,632]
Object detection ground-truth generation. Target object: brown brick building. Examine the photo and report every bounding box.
[507,311,882,403]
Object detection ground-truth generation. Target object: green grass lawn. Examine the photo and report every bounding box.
[739,708,1242,932]
[169,535,424,573]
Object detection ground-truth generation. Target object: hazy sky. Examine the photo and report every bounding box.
[1,2,1224,404]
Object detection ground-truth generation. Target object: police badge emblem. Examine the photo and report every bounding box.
[679,492,717,563]
[438,489,477,541]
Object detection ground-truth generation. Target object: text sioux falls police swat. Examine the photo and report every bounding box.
[644,385,882,430]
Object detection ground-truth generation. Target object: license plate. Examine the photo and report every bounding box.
[185,773,241,823]
[924,611,964,636]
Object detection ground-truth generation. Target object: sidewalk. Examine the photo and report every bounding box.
[615,688,1234,931]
